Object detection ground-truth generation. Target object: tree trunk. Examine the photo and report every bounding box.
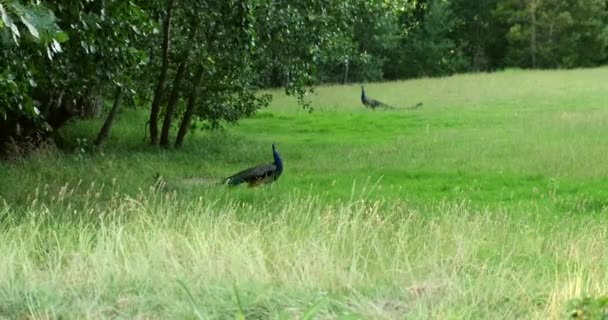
[175,66,204,148]
[148,0,176,145]
[530,1,538,68]
[342,60,349,84]
[94,86,123,147]
[159,58,188,148]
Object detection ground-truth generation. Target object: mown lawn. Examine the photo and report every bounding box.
[1,67,608,319]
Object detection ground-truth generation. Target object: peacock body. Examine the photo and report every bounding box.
[361,85,392,110]
[224,144,283,187]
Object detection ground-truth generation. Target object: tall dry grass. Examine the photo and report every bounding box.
[1,184,607,319]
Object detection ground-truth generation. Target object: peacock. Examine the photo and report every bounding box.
[224,144,283,187]
[407,102,423,110]
[361,85,393,110]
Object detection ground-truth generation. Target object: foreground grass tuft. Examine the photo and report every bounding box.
[1,185,608,319]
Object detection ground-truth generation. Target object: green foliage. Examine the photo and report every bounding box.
[567,296,608,319]
[0,0,66,118]
[496,0,608,68]
[146,0,369,142]
[344,0,608,79]
[251,1,360,96]
[449,0,507,70]
[170,0,276,130]
[0,0,69,151]
[0,0,156,153]
[0,0,66,49]
[37,0,155,95]
[396,0,470,78]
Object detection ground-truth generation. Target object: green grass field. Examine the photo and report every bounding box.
[2,67,608,319]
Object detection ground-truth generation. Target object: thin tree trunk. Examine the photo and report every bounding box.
[148,0,176,145]
[530,1,538,68]
[94,86,123,147]
[343,60,349,84]
[175,66,204,148]
[159,58,188,148]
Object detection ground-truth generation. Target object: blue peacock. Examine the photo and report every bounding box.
[361,85,423,110]
[361,85,393,110]
[224,143,283,187]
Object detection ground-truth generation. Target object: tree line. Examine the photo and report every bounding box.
[314,0,608,84]
[1,0,607,155]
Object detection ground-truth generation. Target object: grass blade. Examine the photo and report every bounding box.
[177,280,205,320]
[302,298,328,320]
[233,282,246,320]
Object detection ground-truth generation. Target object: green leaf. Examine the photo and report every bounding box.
[9,21,20,40]
[0,3,8,26]
[20,14,40,39]
[51,39,62,53]
[54,31,69,42]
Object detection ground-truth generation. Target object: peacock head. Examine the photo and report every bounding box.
[272,143,283,170]
[272,143,279,156]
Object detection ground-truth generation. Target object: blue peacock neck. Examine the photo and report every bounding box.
[361,86,366,100]
[272,144,283,174]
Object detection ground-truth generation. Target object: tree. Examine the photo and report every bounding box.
[0,0,68,153]
[94,86,123,147]
[398,0,469,78]
[147,0,175,145]
[449,0,508,70]
[175,65,203,148]
[0,0,154,154]
[148,0,361,148]
[496,0,608,68]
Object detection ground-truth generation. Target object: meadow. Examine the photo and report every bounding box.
[1,67,608,319]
